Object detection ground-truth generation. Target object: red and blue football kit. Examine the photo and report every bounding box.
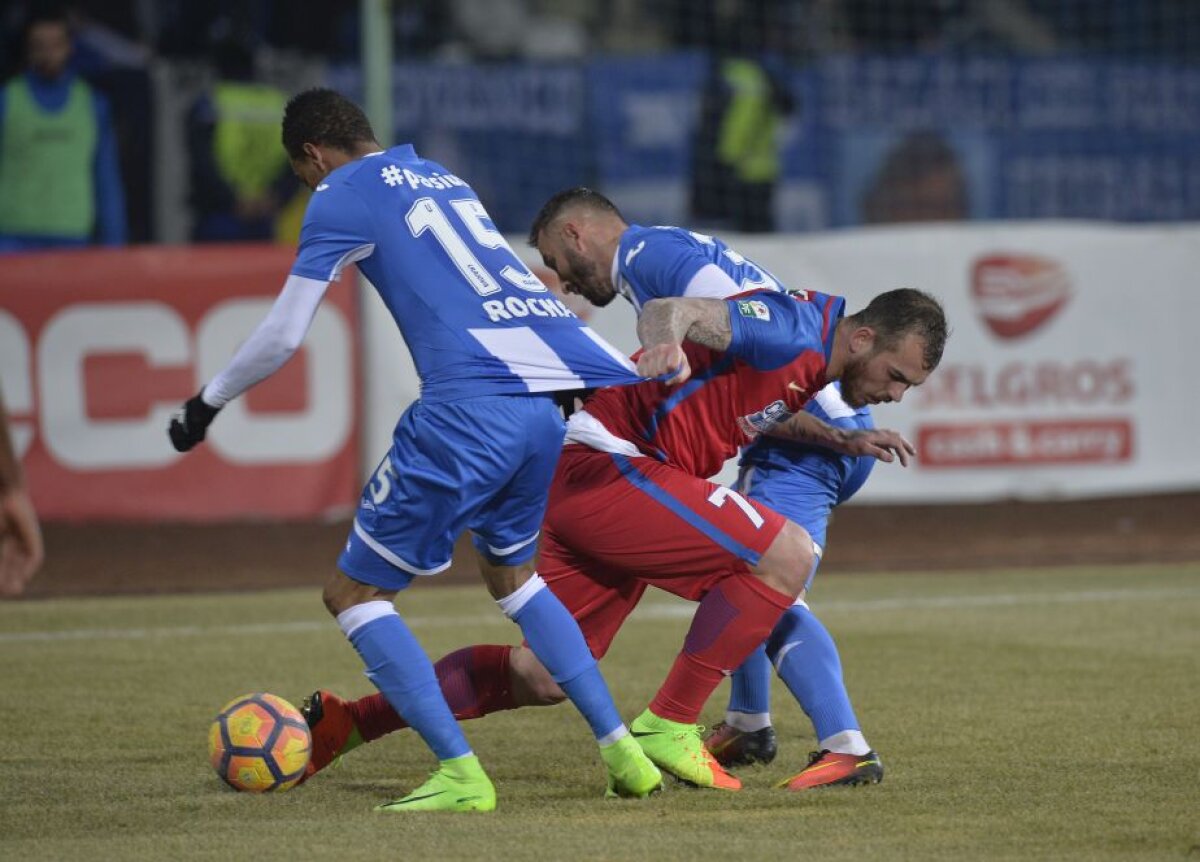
[540,288,845,665]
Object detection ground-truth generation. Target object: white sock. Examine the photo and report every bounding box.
[597,725,629,747]
[725,710,772,732]
[819,729,871,756]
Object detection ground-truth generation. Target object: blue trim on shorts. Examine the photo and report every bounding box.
[609,452,762,565]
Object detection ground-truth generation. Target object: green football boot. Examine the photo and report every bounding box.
[375,754,497,813]
[629,709,742,791]
[600,734,663,799]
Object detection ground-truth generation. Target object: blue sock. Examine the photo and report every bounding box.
[342,605,471,761]
[766,604,860,741]
[503,578,623,741]
[727,643,773,716]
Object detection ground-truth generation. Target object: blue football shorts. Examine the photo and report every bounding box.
[338,393,566,590]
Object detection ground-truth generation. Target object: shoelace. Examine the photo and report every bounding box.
[802,750,829,770]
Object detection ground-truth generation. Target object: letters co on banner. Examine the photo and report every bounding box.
[0,245,360,521]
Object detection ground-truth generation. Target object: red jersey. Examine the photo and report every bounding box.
[580,290,845,479]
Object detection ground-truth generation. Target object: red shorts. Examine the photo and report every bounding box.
[539,445,787,659]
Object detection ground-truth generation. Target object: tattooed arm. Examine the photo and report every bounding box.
[634,297,732,385]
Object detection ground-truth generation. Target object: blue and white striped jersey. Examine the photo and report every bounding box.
[292,145,639,402]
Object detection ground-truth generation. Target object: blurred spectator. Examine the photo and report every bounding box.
[186,23,294,242]
[0,8,126,253]
[860,131,968,224]
[689,4,795,233]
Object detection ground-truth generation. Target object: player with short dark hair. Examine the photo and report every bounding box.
[168,90,663,812]
[297,197,945,791]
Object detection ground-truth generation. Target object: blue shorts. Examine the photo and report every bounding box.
[736,463,827,593]
[339,394,566,590]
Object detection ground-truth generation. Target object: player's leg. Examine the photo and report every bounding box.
[768,598,883,789]
[469,406,660,798]
[706,644,779,767]
[321,569,495,812]
[310,396,656,799]
[632,517,812,789]
[545,452,811,789]
[706,529,823,768]
[322,401,519,812]
[300,529,648,784]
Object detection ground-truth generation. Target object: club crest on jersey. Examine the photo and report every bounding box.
[737,299,771,321]
[737,399,791,439]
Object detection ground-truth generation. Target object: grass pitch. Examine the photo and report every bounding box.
[2,564,1197,861]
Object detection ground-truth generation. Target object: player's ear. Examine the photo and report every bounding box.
[301,142,324,171]
[562,220,583,248]
[850,326,877,356]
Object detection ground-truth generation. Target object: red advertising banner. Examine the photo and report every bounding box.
[0,245,360,521]
[918,419,1134,469]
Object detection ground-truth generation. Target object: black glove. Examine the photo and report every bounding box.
[169,390,221,452]
[552,387,596,420]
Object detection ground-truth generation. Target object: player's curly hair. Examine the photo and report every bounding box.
[281,88,377,160]
[847,288,948,370]
[527,187,625,246]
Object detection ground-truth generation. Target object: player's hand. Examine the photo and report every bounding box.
[0,488,43,598]
[169,390,221,452]
[637,343,691,387]
[842,428,916,467]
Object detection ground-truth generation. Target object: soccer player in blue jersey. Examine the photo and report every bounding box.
[706,389,884,789]
[531,188,884,789]
[167,91,662,811]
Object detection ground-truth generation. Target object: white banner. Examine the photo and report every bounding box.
[362,221,1199,502]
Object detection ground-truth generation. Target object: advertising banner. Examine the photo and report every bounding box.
[543,222,1198,502]
[0,245,360,521]
[712,223,1198,501]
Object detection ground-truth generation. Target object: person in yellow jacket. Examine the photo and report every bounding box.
[186,35,295,242]
[0,10,127,252]
[690,49,794,234]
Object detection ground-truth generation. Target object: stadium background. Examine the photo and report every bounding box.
[1,5,1197,860]
[0,0,1196,595]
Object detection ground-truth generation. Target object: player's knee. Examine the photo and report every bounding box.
[509,646,568,706]
[752,521,816,598]
[321,570,390,617]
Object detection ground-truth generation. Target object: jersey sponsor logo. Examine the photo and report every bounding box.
[736,299,772,321]
[971,254,1071,340]
[737,399,791,439]
[624,240,646,266]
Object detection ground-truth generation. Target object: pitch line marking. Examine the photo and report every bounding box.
[1,585,1197,645]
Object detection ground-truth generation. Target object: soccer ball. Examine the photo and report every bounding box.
[208,693,312,792]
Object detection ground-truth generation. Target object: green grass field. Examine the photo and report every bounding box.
[2,564,1197,861]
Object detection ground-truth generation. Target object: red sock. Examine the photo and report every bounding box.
[350,644,516,742]
[650,576,792,724]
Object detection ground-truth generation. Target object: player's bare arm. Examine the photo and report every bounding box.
[768,410,916,467]
[636,297,733,386]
